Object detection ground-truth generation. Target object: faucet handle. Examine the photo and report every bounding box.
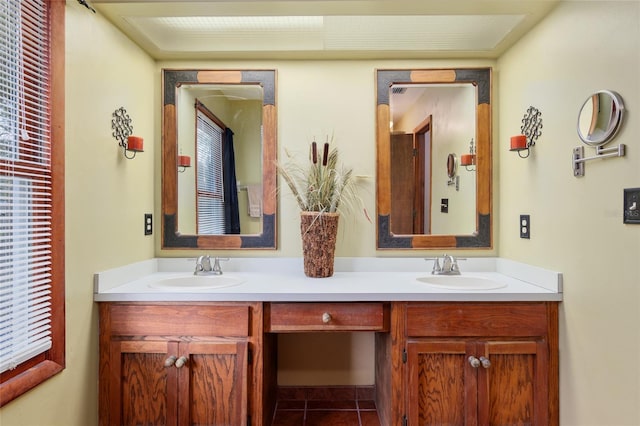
[424,257,442,273]
[211,257,230,275]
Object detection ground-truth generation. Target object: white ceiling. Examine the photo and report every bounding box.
[92,0,561,60]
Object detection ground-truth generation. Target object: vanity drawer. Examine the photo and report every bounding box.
[266,302,388,332]
[106,303,250,337]
[406,302,549,338]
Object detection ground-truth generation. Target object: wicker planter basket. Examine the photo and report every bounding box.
[300,212,339,278]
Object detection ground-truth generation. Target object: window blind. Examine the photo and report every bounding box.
[0,0,53,373]
[196,110,225,235]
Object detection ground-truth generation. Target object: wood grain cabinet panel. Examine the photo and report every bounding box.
[399,302,558,426]
[406,339,548,426]
[99,303,258,426]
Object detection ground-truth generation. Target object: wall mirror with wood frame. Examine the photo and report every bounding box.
[162,69,277,249]
[376,68,492,249]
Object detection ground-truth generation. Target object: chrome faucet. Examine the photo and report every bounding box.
[194,255,228,276]
[195,255,212,275]
[426,254,463,275]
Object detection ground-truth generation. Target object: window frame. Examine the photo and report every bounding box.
[0,0,65,406]
[195,100,226,235]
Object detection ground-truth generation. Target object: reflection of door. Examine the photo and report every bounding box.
[414,117,431,234]
[390,133,419,234]
[390,117,431,235]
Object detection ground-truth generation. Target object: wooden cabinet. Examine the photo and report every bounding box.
[99,300,558,426]
[399,302,558,426]
[99,303,264,426]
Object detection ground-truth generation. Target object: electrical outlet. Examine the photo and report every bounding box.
[144,213,153,235]
[520,215,530,239]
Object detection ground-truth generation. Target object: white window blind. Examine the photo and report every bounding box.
[196,110,225,235]
[0,0,53,373]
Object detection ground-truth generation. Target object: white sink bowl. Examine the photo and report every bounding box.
[148,275,244,290]
[416,275,507,290]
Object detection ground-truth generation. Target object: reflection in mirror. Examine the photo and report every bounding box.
[447,153,458,179]
[162,69,277,249]
[376,68,492,249]
[577,90,625,147]
[176,84,263,235]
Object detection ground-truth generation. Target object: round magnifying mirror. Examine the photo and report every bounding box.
[447,153,458,178]
[577,90,625,147]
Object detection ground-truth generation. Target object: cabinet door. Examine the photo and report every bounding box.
[110,340,179,426]
[177,341,248,426]
[406,340,477,426]
[477,340,548,426]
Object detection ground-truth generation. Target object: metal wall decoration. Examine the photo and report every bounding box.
[111,107,138,159]
[521,106,543,146]
[512,106,543,158]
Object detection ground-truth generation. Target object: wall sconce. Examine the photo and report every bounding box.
[178,155,191,173]
[510,106,542,158]
[460,138,476,171]
[111,107,143,159]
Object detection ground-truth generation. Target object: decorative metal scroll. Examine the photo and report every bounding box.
[111,107,137,159]
[520,106,543,147]
[111,107,132,147]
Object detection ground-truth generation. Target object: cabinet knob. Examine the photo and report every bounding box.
[322,312,332,324]
[164,355,177,368]
[479,356,491,369]
[468,356,481,368]
[175,356,188,368]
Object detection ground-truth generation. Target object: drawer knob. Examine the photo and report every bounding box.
[164,355,177,368]
[175,356,188,368]
[479,356,491,369]
[322,312,332,323]
[468,356,481,368]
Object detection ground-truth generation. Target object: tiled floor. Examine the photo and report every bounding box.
[271,386,381,426]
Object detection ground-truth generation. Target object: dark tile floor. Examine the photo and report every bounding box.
[271,386,381,426]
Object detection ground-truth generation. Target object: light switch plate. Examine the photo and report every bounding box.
[623,188,640,224]
[441,198,449,213]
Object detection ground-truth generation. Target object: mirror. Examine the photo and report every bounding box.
[376,68,492,249]
[577,90,625,147]
[162,69,277,249]
[447,154,458,178]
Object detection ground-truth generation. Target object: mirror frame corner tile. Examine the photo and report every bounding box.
[375,67,493,250]
[161,69,277,250]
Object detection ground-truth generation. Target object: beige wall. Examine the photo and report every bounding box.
[0,3,157,425]
[1,1,638,425]
[497,1,640,424]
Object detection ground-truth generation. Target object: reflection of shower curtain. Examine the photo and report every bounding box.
[223,128,240,234]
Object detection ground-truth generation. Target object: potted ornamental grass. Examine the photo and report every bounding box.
[277,136,366,277]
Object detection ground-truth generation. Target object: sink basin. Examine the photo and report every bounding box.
[416,275,507,290]
[148,275,244,290]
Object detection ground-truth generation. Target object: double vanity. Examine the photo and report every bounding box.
[95,257,562,426]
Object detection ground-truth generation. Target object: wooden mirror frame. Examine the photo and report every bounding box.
[162,69,277,249]
[376,68,492,249]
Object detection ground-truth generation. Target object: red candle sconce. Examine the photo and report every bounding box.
[460,138,476,171]
[178,155,191,173]
[111,106,143,159]
[510,106,542,159]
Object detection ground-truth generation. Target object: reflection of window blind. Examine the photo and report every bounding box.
[0,0,53,373]
[196,111,225,234]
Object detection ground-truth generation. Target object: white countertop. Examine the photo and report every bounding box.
[94,257,562,303]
